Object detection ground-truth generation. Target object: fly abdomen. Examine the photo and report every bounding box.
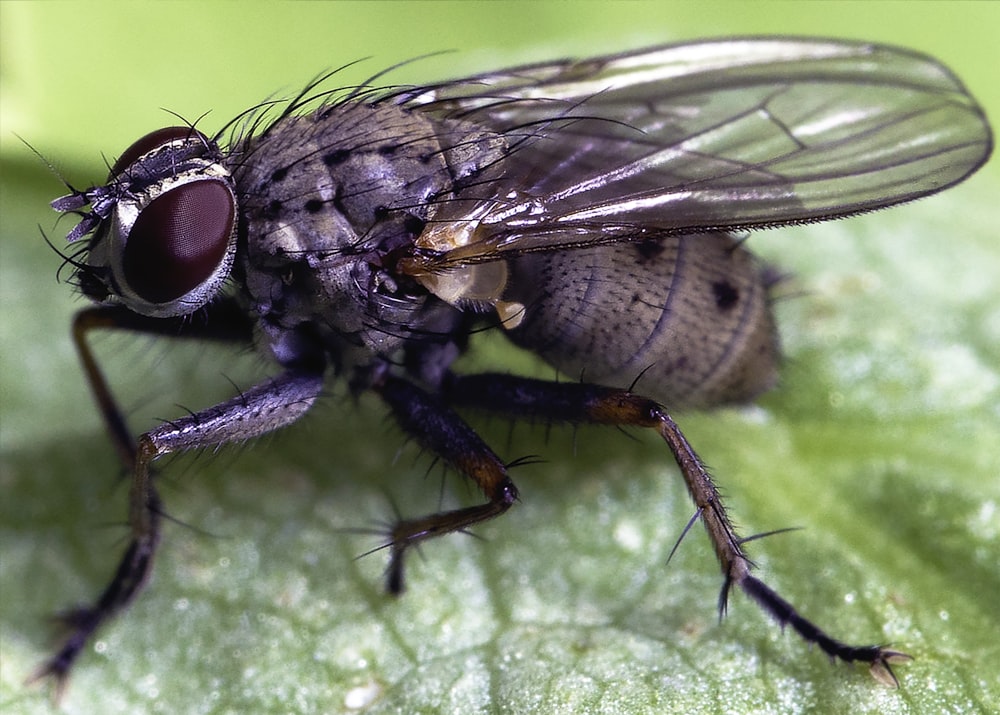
[504,232,779,409]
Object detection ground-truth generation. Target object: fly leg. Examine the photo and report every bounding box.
[371,374,519,595]
[69,301,258,466]
[442,372,910,686]
[30,301,325,695]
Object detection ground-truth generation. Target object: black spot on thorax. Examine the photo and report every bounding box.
[263,199,282,220]
[323,149,351,166]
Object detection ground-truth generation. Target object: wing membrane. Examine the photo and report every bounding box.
[396,38,991,268]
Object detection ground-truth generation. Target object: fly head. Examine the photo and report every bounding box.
[52,126,239,319]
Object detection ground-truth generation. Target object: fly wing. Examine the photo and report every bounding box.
[395,38,992,268]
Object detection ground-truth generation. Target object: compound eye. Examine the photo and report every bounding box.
[112,126,207,178]
[122,179,236,304]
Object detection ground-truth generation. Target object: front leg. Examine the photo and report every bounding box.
[30,303,324,694]
[441,372,910,686]
[70,301,258,468]
[32,368,324,693]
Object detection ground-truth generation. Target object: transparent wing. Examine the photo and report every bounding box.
[394,37,992,268]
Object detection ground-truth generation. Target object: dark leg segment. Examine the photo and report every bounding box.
[372,374,519,594]
[30,302,322,695]
[68,301,257,468]
[442,372,909,685]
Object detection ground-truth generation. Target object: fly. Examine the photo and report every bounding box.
[31,37,992,696]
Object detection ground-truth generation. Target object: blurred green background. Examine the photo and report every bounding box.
[2,3,998,714]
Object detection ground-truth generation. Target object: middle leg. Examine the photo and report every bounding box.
[372,373,519,594]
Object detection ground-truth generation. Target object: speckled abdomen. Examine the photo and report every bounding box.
[505,231,779,409]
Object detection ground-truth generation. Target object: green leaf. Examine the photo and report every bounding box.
[3,3,998,714]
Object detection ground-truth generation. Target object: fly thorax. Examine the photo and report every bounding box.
[230,102,510,364]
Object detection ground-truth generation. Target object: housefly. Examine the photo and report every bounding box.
[32,37,992,695]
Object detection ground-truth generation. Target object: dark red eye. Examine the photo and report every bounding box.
[111,126,207,178]
[122,180,235,303]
